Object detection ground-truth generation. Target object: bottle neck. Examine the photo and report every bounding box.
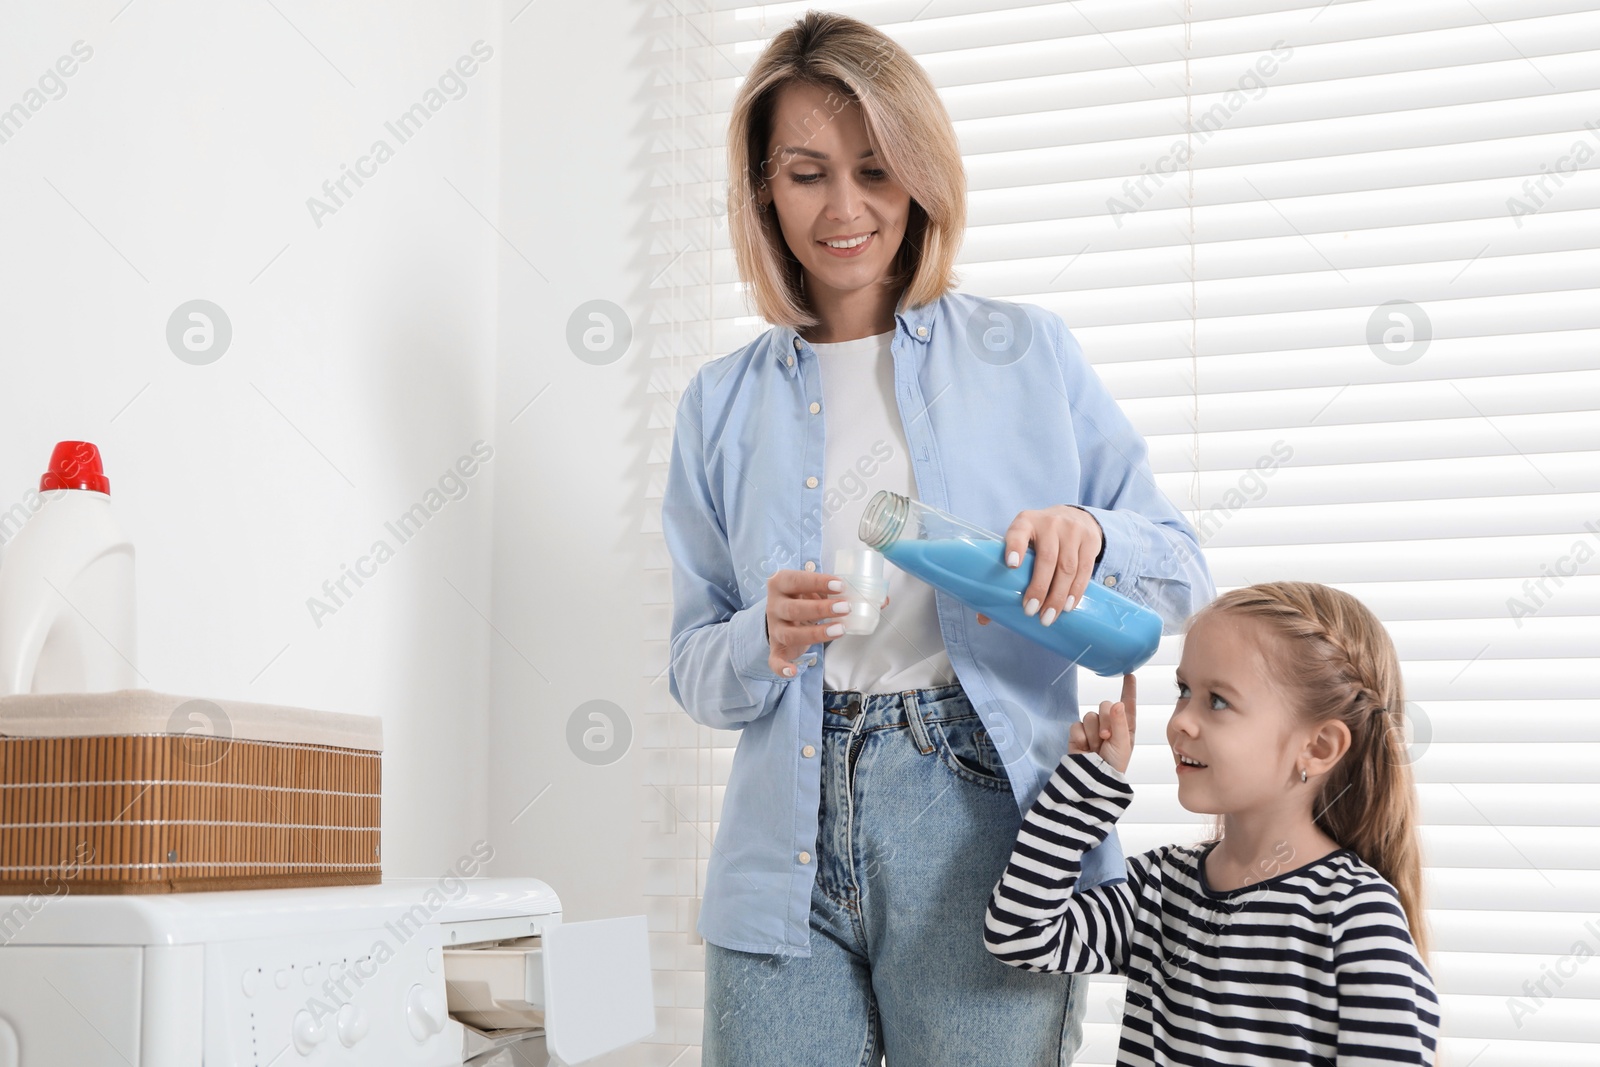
[858,490,908,550]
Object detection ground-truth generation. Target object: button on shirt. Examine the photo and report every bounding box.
[662,289,1216,955]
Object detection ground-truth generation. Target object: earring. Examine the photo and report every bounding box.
[1300,766,1308,784]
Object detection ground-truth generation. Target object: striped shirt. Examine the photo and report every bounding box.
[985,751,1441,1066]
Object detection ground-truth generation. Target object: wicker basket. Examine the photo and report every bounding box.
[0,690,381,894]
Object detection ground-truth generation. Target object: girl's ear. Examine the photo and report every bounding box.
[1304,718,1352,774]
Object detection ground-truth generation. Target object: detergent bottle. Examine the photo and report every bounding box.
[0,441,138,695]
[857,489,1161,676]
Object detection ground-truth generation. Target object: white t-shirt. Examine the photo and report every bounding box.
[811,329,959,694]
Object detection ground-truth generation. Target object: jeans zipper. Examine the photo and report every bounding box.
[843,698,866,902]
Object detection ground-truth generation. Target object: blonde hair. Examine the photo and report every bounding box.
[725,11,966,330]
[1191,581,1432,965]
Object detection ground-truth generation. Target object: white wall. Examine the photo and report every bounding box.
[0,0,501,878]
[3,1,663,1057]
[485,0,651,1001]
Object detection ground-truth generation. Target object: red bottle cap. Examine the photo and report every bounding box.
[40,441,111,494]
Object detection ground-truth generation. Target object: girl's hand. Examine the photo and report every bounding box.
[974,505,1103,628]
[1068,673,1137,775]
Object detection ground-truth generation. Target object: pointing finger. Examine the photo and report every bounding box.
[1121,673,1137,738]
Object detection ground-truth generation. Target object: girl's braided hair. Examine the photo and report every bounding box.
[1193,581,1431,964]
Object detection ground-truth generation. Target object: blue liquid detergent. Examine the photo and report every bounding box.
[882,537,1162,676]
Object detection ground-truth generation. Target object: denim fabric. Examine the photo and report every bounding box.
[703,683,1089,1067]
[663,289,1217,954]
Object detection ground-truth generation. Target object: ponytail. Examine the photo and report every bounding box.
[1196,581,1431,965]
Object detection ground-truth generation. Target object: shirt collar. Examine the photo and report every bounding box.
[774,291,939,376]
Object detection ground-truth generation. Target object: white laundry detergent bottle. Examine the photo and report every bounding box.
[0,441,138,695]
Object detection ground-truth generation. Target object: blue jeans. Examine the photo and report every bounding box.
[703,682,1088,1066]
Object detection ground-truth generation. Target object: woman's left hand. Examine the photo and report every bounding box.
[975,505,1103,627]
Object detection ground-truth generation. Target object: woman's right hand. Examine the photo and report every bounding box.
[765,569,888,678]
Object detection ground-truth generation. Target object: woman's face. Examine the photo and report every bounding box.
[758,81,912,298]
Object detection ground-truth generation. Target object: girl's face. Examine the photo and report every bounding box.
[1167,611,1311,816]
[758,81,912,297]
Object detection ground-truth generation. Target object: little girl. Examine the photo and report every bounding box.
[984,580,1441,1066]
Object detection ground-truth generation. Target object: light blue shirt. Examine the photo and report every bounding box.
[662,289,1216,955]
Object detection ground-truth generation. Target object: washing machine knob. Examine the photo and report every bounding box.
[405,983,448,1041]
[336,1002,370,1047]
[290,1010,326,1056]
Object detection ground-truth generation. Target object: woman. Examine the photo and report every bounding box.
[661,11,1216,1065]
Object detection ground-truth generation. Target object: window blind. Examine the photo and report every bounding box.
[644,1,1600,1061]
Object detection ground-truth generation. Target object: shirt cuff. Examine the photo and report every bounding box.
[1071,504,1139,589]
[1087,750,1133,790]
[1068,505,1107,570]
[730,597,787,683]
